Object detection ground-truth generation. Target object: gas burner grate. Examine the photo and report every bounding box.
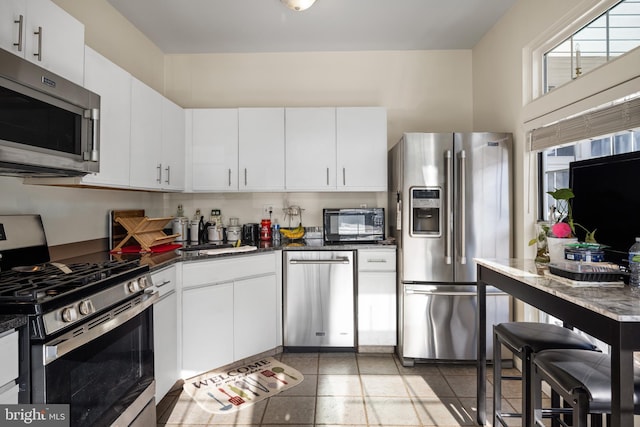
[0,260,145,303]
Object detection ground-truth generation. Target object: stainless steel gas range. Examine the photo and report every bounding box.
[0,215,158,426]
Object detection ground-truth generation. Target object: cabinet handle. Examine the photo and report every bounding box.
[33,26,42,61]
[165,165,171,184]
[366,259,388,263]
[13,15,23,52]
[156,164,162,184]
[326,167,329,186]
[228,168,231,186]
[156,280,172,288]
[244,168,247,186]
[342,167,346,186]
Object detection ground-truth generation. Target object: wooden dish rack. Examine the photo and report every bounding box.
[112,216,179,252]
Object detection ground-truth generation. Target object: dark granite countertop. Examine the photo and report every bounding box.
[0,314,27,335]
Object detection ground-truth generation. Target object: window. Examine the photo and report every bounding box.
[543,0,640,93]
[539,129,640,220]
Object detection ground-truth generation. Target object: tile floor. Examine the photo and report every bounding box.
[156,352,529,427]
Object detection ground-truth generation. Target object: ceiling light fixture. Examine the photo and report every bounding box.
[280,0,316,12]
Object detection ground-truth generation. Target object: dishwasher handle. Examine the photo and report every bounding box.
[289,257,351,265]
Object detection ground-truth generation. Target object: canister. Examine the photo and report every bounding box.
[172,217,189,242]
[227,225,241,243]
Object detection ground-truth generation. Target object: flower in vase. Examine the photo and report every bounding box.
[551,222,572,238]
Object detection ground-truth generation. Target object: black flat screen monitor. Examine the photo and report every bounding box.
[569,150,640,263]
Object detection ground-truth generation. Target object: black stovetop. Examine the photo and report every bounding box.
[0,259,148,314]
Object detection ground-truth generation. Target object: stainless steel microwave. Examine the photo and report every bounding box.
[323,208,385,244]
[0,48,100,177]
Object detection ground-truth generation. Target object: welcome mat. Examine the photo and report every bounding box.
[183,357,304,414]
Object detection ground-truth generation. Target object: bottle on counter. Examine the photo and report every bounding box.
[629,237,640,287]
[260,219,272,242]
[272,222,281,246]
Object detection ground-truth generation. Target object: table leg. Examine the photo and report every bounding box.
[477,273,487,426]
[610,329,635,427]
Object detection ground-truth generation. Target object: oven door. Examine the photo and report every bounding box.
[29,293,157,427]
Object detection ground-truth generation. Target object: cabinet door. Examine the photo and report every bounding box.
[162,98,185,191]
[233,274,277,360]
[182,283,234,378]
[238,108,285,191]
[153,291,178,400]
[336,107,387,191]
[192,109,239,191]
[0,1,26,56]
[285,108,336,191]
[130,78,163,190]
[24,0,85,85]
[81,47,131,188]
[357,271,397,346]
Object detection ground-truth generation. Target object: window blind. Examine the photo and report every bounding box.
[530,96,640,151]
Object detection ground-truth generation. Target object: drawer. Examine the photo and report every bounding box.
[151,265,177,297]
[357,249,396,271]
[183,253,276,288]
[0,330,19,387]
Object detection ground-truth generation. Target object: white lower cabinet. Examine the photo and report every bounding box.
[181,253,278,378]
[152,266,179,401]
[357,248,397,346]
[0,329,19,404]
[233,275,277,361]
[182,281,234,377]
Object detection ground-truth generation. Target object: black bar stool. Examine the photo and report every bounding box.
[532,349,640,427]
[493,322,600,427]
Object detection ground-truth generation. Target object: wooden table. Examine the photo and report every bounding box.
[475,259,640,427]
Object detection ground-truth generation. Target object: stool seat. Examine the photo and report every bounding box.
[493,322,600,427]
[534,349,640,414]
[495,322,599,353]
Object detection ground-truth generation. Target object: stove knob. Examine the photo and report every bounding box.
[78,300,94,316]
[61,307,78,323]
[127,280,140,293]
[138,276,149,289]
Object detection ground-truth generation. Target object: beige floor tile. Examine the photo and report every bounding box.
[317,374,362,396]
[315,396,367,425]
[208,400,268,425]
[277,373,317,397]
[360,374,409,397]
[403,374,456,398]
[437,363,479,376]
[158,394,215,424]
[412,397,475,426]
[278,354,319,375]
[364,396,422,425]
[318,355,359,374]
[262,395,315,425]
[357,354,400,374]
[394,360,442,375]
[445,375,493,398]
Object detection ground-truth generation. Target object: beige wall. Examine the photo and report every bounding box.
[165,50,474,146]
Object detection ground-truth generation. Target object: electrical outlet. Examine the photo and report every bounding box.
[360,203,368,208]
[262,204,274,218]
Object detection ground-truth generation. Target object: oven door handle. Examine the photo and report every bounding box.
[43,291,158,365]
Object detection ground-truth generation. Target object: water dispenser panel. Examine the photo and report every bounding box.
[410,187,441,237]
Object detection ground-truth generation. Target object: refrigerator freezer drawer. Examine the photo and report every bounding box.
[402,284,509,361]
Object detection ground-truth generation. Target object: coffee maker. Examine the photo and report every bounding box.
[242,223,260,246]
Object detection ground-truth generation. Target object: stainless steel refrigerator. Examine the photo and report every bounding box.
[388,132,512,365]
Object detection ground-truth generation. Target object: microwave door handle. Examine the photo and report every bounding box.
[84,108,99,161]
[459,150,466,265]
[445,150,452,264]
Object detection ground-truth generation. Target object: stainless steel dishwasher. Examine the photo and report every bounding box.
[284,250,355,350]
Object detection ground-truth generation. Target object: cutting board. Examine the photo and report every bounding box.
[109,209,145,250]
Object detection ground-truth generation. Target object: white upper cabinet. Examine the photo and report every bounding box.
[81,47,131,188]
[336,107,388,191]
[238,108,285,191]
[129,78,185,191]
[285,108,337,191]
[191,109,239,192]
[0,0,85,85]
[162,98,186,191]
[130,78,164,190]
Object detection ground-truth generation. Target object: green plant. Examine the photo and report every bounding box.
[546,188,597,243]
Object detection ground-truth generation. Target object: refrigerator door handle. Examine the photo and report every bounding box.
[445,150,453,264]
[459,150,467,265]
